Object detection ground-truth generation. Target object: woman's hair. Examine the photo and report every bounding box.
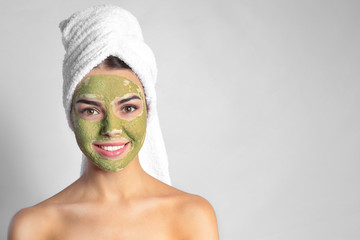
[95,55,131,69]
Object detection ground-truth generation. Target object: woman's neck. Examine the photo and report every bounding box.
[79,156,149,202]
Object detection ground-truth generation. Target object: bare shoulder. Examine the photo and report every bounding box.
[7,179,82,240]
[8,203,57,240]
[175,193,219,239]
[156,183,219,239]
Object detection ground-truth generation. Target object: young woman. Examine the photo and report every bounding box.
[8,5,219,240]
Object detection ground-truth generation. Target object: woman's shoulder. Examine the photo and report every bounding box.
[153,179,214,209]
[172,191,218,226]
[153,182,219,239]
[164,187,214,212]
[150,177,216,215]
[8,202,58,240]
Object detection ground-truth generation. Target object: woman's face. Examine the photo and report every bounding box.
[71,68,147,171]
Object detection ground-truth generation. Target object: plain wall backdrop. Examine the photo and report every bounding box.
[0,0,359,239]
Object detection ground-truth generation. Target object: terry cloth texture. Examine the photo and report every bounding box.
[59,4,171,185]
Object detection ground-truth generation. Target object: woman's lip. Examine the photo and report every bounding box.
[92,142,130,158]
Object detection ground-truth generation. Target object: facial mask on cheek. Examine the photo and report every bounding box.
[71,74,147,171]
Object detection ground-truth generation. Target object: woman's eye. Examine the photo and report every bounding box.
[122,105,137,113]
[81,108,99,115]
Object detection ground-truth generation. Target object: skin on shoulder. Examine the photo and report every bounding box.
[8,67,219,240]
[173,194,219,239]
[8,205,56,240]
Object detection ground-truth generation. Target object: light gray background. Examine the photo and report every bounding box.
[0,0,359,239]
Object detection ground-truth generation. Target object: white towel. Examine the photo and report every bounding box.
[59,4,171,185]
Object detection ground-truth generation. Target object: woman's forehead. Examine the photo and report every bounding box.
[82,68,143,89]
[74,74,144,99]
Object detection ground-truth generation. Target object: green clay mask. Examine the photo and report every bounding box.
[71,74,147,171]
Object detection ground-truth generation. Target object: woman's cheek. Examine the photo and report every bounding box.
[126,111,147,148]
[74,117,102,153]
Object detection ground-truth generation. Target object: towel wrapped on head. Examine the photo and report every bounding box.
[59,4,171,185]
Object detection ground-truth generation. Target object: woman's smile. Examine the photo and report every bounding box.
[92,141,131,159]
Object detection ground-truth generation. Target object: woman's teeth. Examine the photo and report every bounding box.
[99,145,125,151]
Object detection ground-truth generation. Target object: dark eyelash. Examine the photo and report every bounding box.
[80,108,98,113]
[124,105,138,109]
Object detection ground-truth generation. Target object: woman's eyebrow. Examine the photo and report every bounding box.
[76,99,102,107]
[117,95,141,105]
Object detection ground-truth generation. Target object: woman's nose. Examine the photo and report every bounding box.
[101,128,122,137]
[100,112,123,137]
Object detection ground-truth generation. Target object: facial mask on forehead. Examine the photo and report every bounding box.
[71,74,147,171]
